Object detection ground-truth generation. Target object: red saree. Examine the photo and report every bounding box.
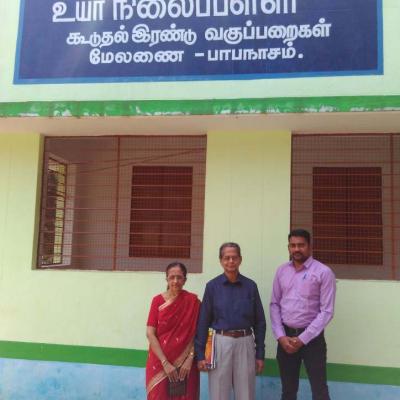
[146,290,200,400]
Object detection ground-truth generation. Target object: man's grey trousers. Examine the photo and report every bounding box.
[208,333,256,400]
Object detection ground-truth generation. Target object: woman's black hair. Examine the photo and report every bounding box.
[165,262,187,290]
[165,262,187,278]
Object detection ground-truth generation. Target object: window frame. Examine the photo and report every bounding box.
[37,136,206,272]
[291,133,399,280]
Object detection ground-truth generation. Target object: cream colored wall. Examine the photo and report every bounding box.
[0,131,399,369]
[0,131,290,351]
[1,1,400,102]
[331,280,400,367]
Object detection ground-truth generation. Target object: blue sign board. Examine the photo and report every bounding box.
[14,0,382,83]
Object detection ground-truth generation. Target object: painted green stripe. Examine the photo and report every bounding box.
[0,340,398,386]
[0,340,147,368]
[0,96,400,118]
[326,363,400,387]
[267,361,400,386]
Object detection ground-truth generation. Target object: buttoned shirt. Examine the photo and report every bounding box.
[270,256,336,345]
[195,273,266,360]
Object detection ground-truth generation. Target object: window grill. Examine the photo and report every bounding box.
[38,136,206,272]
[129,166,193,258]
[291,134,400,280]
[40,158,67,265]
[312,167,383,266]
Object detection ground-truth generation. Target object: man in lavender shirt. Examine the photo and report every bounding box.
[270,229,336,400]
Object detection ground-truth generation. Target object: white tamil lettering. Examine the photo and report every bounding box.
[257,48,269,59]
[224,27,243,45]
[167,0,195,18]
[136,0,167,19]
[243,48,258,60]
[260,0,296,15]
[205,27,223,41]
[312,18,331,37]
[243,20,256,40]
[267,47,281,60]
[231,48,243,60]
[132,24,151,43]
[213,0,228,17]
[195,0,210,17]
[74,0,105,22]
[113,25,129,43]
[53,2,76,22]
[89,48,101,64]
[113,0,134,20]
[281,43,296,58]
[207,49,218,61]
[229,0,246,16]
[93,0,106,20]
[115,51,132,63]
[219,49,231,60]
[260,0,276,14]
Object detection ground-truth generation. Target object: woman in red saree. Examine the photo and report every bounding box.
[146,262,200,400]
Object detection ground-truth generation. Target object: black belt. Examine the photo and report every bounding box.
[216,329,252,338]
[283,324,306,337]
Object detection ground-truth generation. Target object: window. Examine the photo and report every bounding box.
[37,136,206,272]
[291,134,400,280]
[312,167,383,266]
[129,166,193,258]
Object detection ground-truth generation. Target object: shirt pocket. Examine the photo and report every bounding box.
[298,275,320,299]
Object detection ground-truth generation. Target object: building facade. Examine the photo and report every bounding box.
[0,1,399,399]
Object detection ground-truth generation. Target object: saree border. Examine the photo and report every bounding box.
[146,341,193,395]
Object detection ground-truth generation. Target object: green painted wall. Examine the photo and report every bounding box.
[1,1,400,103]
[0,131,399,371]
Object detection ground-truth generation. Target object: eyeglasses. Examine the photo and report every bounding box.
[221,256,240,261]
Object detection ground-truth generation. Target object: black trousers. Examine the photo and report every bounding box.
[277,331,330,400]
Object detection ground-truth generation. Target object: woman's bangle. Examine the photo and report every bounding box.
[161,359,168,366]
[188,351,194,358]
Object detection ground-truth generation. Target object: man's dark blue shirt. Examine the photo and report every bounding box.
[195,273,266,360]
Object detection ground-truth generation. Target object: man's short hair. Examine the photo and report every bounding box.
[219,242,242,259]
[288,229,311,244]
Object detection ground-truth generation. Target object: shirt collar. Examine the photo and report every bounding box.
[290,256,314,270]
[221,273,242,285]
